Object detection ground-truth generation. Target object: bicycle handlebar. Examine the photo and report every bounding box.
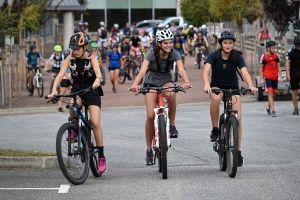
[128,85,192,95]
[211,87,253,95]
[45,87,94,103]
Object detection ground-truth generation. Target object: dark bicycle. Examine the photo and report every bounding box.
[100,41,107,63]
[45,87,102,185]
[212,87,252,178]
[119,55,143,84]
[47,69,60,104]
[173,54,186,83]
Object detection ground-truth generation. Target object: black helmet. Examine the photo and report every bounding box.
[266,40,276,48]
[68,32,89,49]
[133,30,139,35]
[175,32,181,37]
[124,34,130,38]
[178,26,183,30]
[112,43,119,48]
[294,36,300,47]
[29,45,36,51]
[218,30,236,44]
[111,32,117,37]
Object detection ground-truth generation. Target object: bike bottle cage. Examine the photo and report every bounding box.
[70,51,94,78]
[212,49,244,82]
[153,48,173,73]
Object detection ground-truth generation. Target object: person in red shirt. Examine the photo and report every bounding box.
[259,40,283,117]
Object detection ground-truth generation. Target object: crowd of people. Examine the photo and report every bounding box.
[24,18,300,174]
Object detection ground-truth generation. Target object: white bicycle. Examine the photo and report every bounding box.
[26,65,44,97]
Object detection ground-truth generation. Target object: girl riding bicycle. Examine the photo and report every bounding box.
[130,29,191,165]
[48,32,107,173]
[202,30,257,167]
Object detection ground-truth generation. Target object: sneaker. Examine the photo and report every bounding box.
[127,74,133,81]
[113,88,117,93]
[238,151,243,167]
[169,124,179,138]
[98,158,107,173]
[58,107,63,113]
[194,62,198,65]
[28,88,33,96]
[112,86,115,92]
[145,149,153,165]
[210,127,220,142]
[66,130,78,141]
[293,108,299,115]
[271,111,276,117]
[265,108,271,116]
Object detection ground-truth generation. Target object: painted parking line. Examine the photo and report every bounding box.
[0,184,70,194]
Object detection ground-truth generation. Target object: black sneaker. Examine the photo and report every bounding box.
[210,127,220,142]
[293,108,299,115]
[265,108,271,116]
[271,111,276,117]
[169,124,179,138]
[127,74,133,81]
[238,151,243,167]
[28,88,33,96]
[145,149,153,165]
[58,107,63,113]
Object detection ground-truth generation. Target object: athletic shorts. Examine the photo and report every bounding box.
[108,67,120,71]
[71,84,102,108]
[27,65,38,73]
[264,78,278,93]
[290,76,300,90]
[51,68,60,74]
[143,81,173,88]
[97,38,107,49]
[60,79,72,88]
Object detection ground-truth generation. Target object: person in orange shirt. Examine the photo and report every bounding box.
[259,40,283,117]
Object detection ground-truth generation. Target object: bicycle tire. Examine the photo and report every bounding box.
[158,115,167,179]
[226,116,239,178]
[50,77,54,94]
[37,77,44,97]
[197,51,202,69]
[133,66,143,85]
[118,71,126,84]
[174,65,178,83]
[218,114,227,171]
[56,123,90,185]
[156,151,162,172]
[27,77,34,96]
[86,123,103,177]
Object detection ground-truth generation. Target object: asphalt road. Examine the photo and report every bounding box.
[0,100,299,199]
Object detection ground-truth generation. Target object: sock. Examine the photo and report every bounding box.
[97,146,105,158]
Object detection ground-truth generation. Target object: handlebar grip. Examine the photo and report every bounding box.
[45,96,49,99]
[128,88,132,91]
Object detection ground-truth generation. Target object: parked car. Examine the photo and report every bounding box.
[158,16,187,29]
[120,19,162,36]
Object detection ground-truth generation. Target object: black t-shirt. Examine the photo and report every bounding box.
[205,51,246,87]
[123,27,131,35]
[286,47,300,77]
[187,30,196,39]
[130,36,141,47]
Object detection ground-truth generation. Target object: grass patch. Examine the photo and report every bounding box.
[0,149,56,156]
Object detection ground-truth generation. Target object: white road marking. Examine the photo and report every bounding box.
[0,184,70,194]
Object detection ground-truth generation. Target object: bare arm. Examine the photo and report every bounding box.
[202,63,212,93]
[240,67,257,92]
[286,59,291,81]
[259,63,264,84]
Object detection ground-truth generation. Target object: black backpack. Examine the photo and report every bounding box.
[100,29,107,39]
[212,49,244,81]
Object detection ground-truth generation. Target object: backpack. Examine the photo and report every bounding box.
[212,49,244,81]
[152,48,173,73]
[70,51,106,86]
[100,29,107,39]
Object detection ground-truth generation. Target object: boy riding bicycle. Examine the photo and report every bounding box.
[25,45,46,96]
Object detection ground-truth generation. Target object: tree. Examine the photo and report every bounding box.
[0,4,19,46]
[263,0,299,36]
[180,0,210,27]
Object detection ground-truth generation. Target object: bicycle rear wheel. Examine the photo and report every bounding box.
[37,77,44,97]
[56,123,90,185]
[226,116,239,178]
[158,115,167,179]
[218,114,227,171]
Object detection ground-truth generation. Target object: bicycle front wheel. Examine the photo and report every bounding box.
[56,123,90,185]
[218,114,227,171]
[158,115,168,179]
[37,77,44,97]
[226,116,239,178]
[173,65,178,83]
[118,70,126,84]
[197,51,202,69]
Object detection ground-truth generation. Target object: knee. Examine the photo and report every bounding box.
[146,113,155,122]
[90,119,100,128]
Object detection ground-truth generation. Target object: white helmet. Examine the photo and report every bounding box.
[164,24,169,29]
[183,23,188,27]
[99,21,105,26]
[156,30,173,42]
[188,24,194,29]
[114,23,119,28]
[201,24,207,29]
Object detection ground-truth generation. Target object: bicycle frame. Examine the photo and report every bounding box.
[153,93,170,149]
[33,68,42,88]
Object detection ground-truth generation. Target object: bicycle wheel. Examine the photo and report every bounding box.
[173,65,179,83]
[49,77,54,94]
[37,77,44,97]
[133,66,143,84]
[218,114,227,171]
[118,70,126,84]
[26,77,34,96]
[197,51,202,69]
[56,123,90,185]
[156,151,162,172]
[86,123,103,177]
[158,115,167,179]
[225,116,239,178]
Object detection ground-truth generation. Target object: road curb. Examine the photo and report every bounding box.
[0,156,58,169]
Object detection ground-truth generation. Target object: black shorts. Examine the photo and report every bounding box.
[143,81,173,88]
[108,67,120,71]
[52,68,60,74]
[60,79,72,88]
[290,76,300,90]
[27,65,38,73]
[71,85,102,108]
[210,83,240,95]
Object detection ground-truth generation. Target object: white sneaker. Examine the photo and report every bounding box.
[202,54,205,59]
[194,62,198,65]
